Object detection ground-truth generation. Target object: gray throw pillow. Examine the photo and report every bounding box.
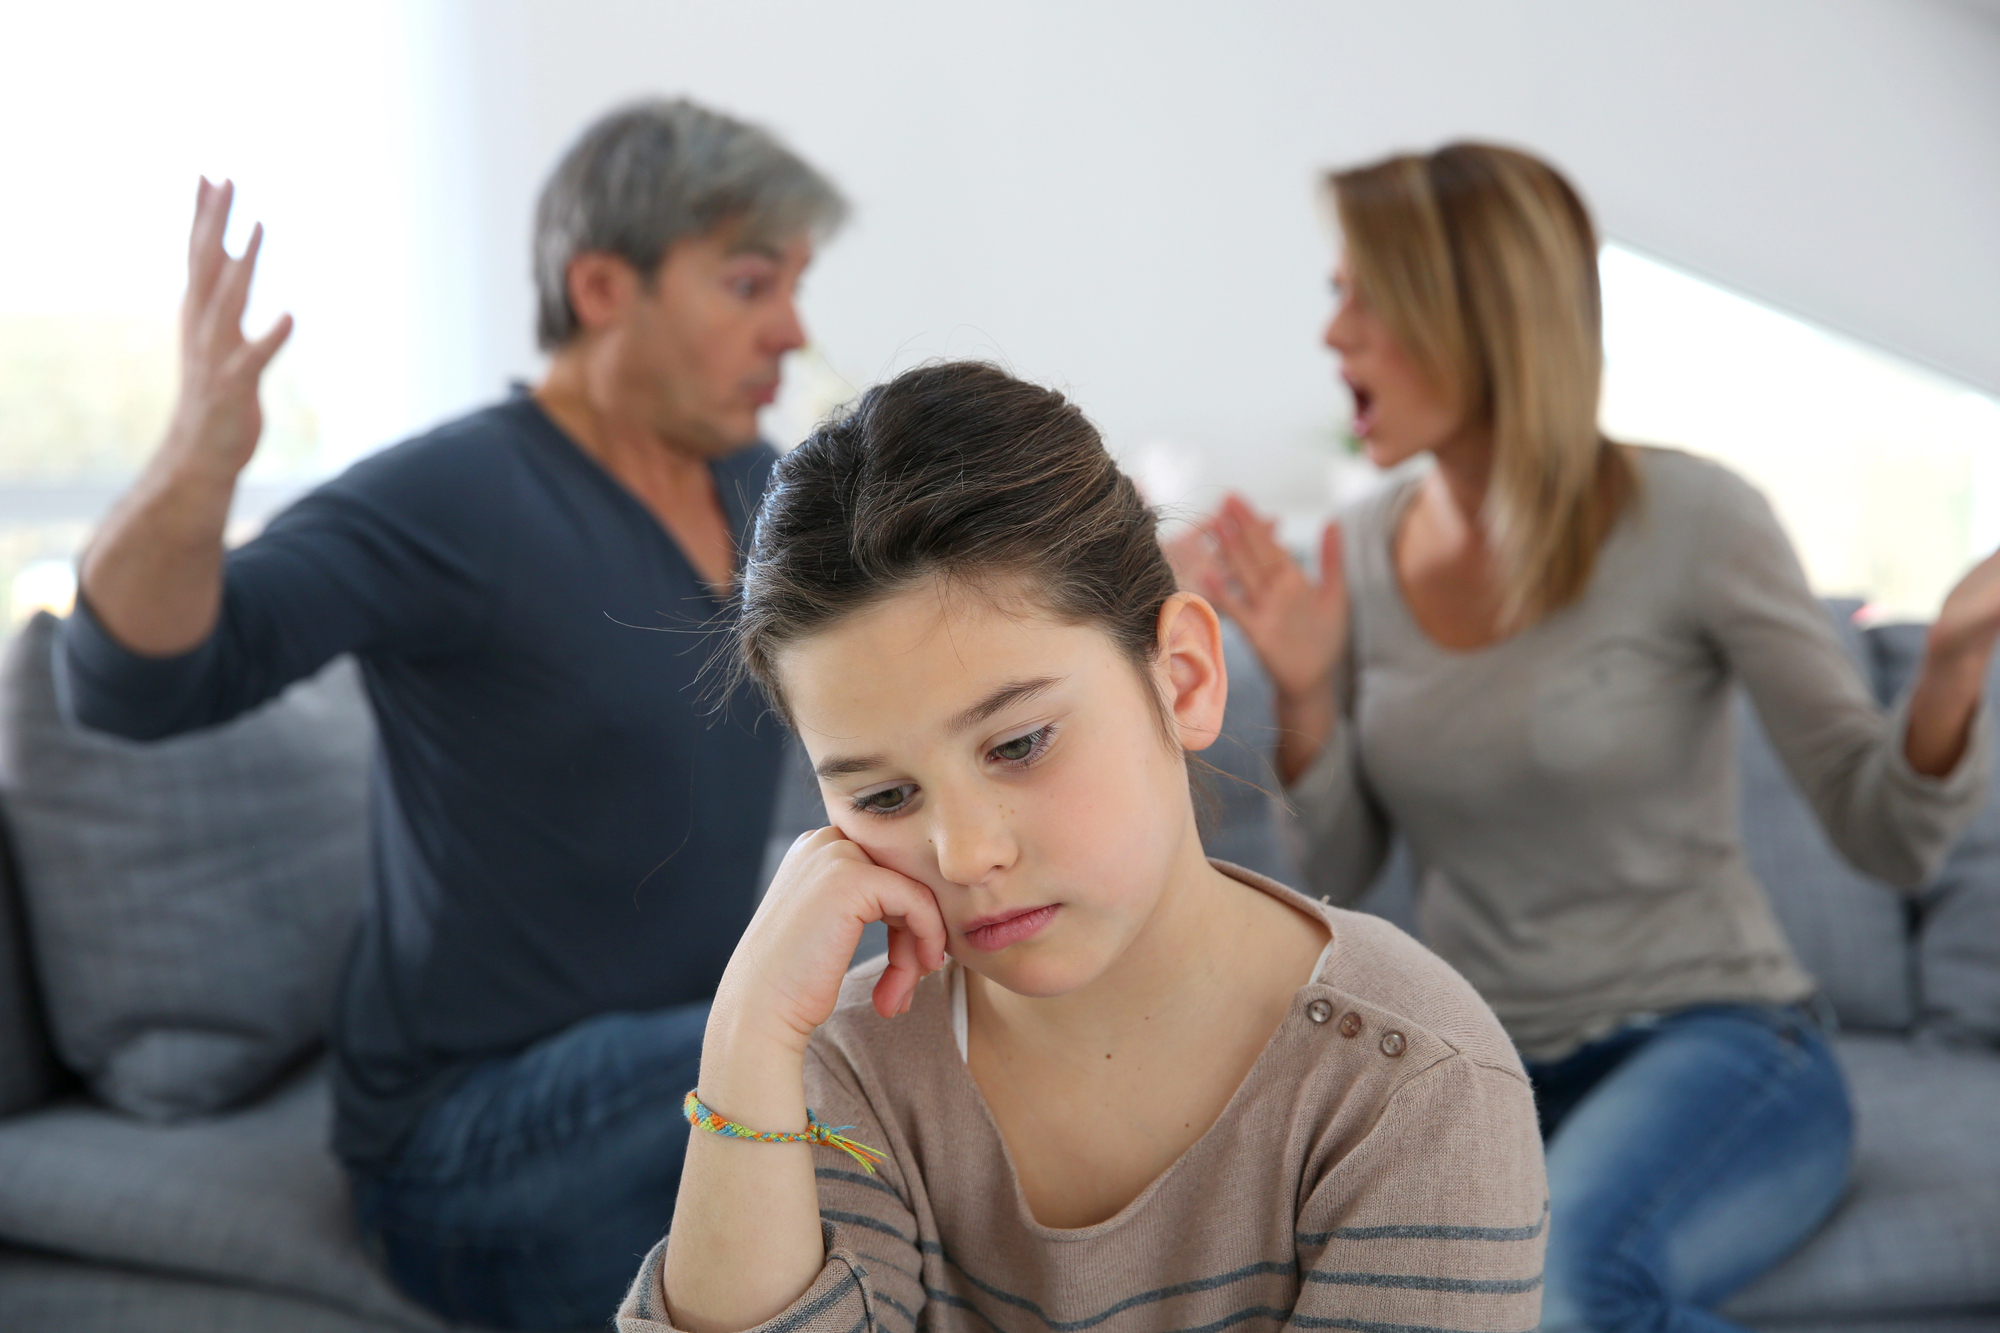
[1737,600,1918,1032]
[0,613,373,1119]
[0,807,60,1117]
[1872,621,2000,1048]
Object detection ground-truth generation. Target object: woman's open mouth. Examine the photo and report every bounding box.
[961,904,1059,952]
[1346,377,1377,439]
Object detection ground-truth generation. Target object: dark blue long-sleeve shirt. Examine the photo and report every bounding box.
[60,392,784,1164]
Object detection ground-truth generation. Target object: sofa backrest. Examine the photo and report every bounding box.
[0,792,60,1118]
[0,613,375,1121]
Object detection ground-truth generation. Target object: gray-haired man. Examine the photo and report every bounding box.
[61,100,846,1329]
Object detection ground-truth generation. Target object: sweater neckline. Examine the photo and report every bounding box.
[939,861,1342,1241]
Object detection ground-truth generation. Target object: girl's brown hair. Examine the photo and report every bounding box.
[735,361,1181,729]
[1328,142,1636,629]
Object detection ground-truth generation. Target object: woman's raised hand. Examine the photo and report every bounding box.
[166,178,293,482]
[1182,494,1350,784]
[711,827,950,1057]
[1199,494,1349,706]
[1902,544,2000,777]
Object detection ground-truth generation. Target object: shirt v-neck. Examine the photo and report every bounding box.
[511,389,754,601]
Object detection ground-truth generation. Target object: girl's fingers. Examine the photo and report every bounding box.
[873,925,927,1019]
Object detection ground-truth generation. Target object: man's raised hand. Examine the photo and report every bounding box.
[166,178,292,482]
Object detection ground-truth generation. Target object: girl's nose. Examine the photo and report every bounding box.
[930,794,1018,889]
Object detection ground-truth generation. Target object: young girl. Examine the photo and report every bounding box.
[618,362,1546,1333]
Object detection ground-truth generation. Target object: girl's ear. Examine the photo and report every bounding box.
[1155,592,1228,752]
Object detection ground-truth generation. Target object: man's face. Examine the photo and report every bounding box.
[617,225,814,457]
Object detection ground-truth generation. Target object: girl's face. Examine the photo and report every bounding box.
[774,580,1226,999]
[1322,251,1466,469]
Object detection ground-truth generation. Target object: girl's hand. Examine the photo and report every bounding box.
[1201,494,1349,709]
[711,827,950,1058]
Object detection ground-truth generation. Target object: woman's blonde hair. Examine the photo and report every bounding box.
[1326,142,1635,629]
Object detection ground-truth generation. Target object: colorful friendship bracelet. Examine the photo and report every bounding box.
[683,1089,887,1175]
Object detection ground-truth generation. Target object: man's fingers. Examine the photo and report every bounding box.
[186,178,232,307]
[207,222,264,339]
[239,312,294,378]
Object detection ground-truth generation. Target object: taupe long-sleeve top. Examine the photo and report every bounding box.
[1288,448,1988,1062]
[617,863,1546,1333]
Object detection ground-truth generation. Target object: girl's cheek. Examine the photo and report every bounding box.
[832,815,937,887]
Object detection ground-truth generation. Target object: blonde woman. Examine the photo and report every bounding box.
[1189,144,1999,1332]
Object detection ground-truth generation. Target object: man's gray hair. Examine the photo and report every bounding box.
[533,98,848,350]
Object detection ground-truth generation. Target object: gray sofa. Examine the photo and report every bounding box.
[0,608,1994,1331]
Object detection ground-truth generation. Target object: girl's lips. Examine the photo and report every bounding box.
[961,904,1058,952]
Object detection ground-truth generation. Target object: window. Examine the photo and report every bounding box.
[1598,244,2000,622]
[0,2,433,623]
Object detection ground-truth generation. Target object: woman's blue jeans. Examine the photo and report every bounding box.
[348,1003,710,1332]
[1528,1003,1854,1333]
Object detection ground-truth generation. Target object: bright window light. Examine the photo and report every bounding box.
[1599,243,2000,622]
[0,0,435,622]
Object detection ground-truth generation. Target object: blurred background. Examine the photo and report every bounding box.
[3,0,1998,622]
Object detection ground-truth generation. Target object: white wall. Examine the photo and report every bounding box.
[411,0,2000,516]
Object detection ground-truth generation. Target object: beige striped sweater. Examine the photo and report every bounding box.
[618,864,1546,1333]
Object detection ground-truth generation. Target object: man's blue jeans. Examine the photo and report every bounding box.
[1528,1003,1854,1333]
[349,1003,710,1332]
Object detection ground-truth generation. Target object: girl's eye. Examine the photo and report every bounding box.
[852,784,915,817]
[990,725,1053,766]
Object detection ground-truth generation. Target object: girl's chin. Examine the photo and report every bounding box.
[963,950,1106,1001]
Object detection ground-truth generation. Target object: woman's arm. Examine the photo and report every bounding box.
[1702,469,1989,887]
[1902,550,2000,776]
[657,829,947,1332]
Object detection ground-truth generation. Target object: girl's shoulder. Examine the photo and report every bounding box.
[1220,863,1524,1084]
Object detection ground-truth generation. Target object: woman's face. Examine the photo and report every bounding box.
[774,580,1224,1000]
[1322,251,1465,469]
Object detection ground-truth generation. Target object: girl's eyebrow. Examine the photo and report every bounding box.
[947,675,1064,734]
[811,676,1065,782]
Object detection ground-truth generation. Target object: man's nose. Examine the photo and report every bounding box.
[768,297,808,356]
[930,791,1018,889]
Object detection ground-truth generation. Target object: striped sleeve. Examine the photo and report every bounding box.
[614,1048,926,1333]
[1291,1055,1547,1333]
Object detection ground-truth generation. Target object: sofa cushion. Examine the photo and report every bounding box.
[0,1247,444,1333]
[0,802,59,1117]
[0,613,372,1118]
[0,1061,458,1330]
[1869,620,2000,1049]
[1720,1034,2000,1321]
